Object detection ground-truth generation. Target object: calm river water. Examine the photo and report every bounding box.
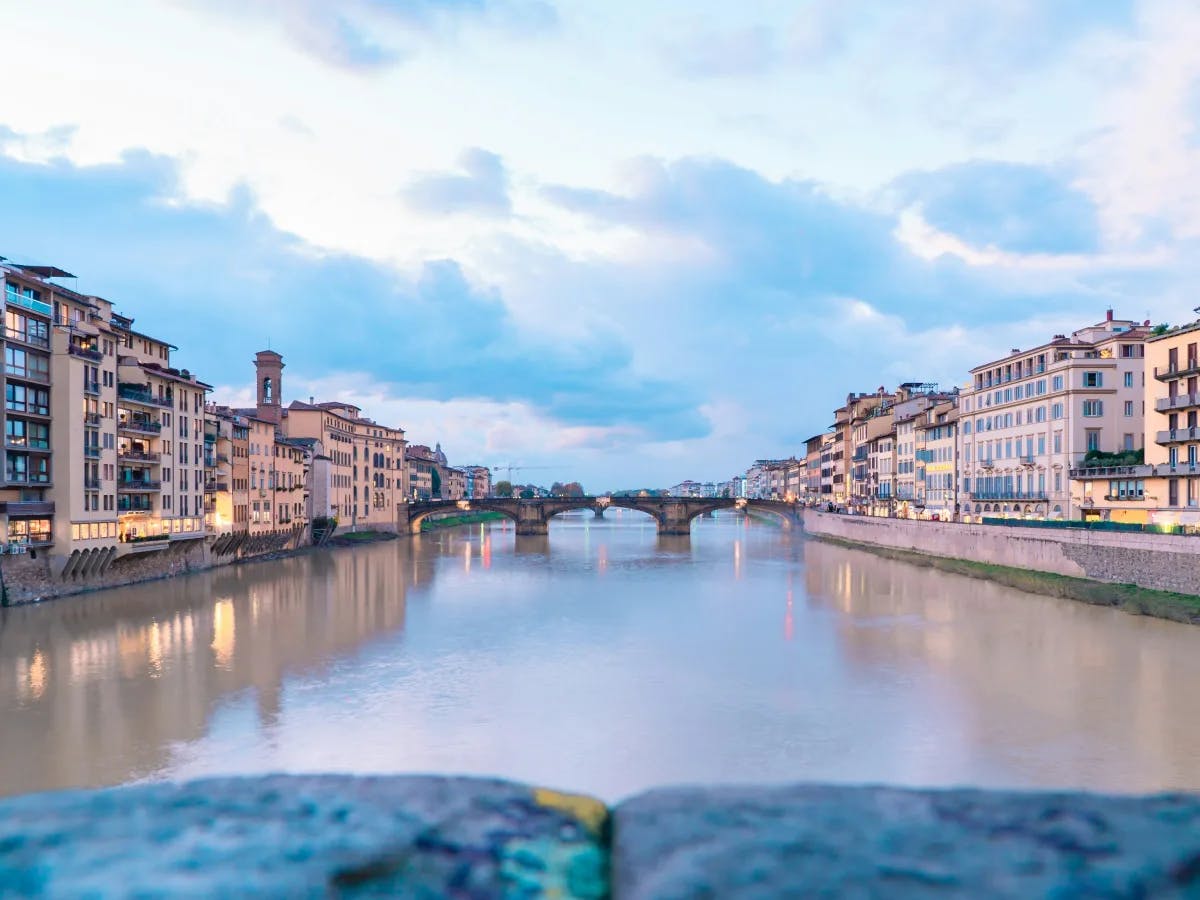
[1,511,1198,801]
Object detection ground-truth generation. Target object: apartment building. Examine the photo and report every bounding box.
[406,444,439,500]
[1074,320,1200,526]
[850,401,894,510]
[0,262,214,577]
[914,400,958,520]
[958,311,1147,521]
[462,465,492,498]
[866,426,896,515]
[442,466,467,500]
[891,384,953,512]
[804,433,826,499]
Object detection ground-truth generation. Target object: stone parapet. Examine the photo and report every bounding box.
[1,776,1198,897]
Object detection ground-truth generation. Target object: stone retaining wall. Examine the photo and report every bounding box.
[2,531,312,606]
[801,510,1200,595]
[1,775,1197,897]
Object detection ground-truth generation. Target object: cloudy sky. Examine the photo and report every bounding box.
[2,0,1198,489]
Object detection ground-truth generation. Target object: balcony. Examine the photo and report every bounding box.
[5,367,49,384]
[118,450,161,464]
[969,491,1049,501]
[0,501,54,516]
[205,481,229,493]
[1155,361,1200,381]
[67,344,103,362]
[118,418,162,435]
[203,454,215,468]
[83,379,100,395]
[84,412,101,427]
[3,327,49,349]
[1156,427,1200,445]
[216,453,230,464]
[83,445,101,459]
[84,477,101,490]
[117,385,173,408]
[1103,494,1146,502]
[1070,464,1153,479]
[5,474,51,486]
[117,499,153,513]
[4,289,53,317]
[1156,393,1200,413]
[1018,455,1036,466]
[118,479,161,493]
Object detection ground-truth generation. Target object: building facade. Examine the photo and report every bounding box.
[958,312,1147,521]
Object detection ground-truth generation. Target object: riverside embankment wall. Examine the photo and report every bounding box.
[801,510,1200,596]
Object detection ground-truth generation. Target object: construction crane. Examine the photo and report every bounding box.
[491,464,563,483]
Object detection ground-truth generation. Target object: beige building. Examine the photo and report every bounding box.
[1072,320,1200,527]
[462,465,492,498]
[914,400,959,520]
[249,352,407,533]
[442,466,467,500]
[958,311,1147,522]
[0,262,212,576]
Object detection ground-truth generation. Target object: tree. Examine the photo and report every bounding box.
[519,488,535,499]
[550,481,565,496]
[495,480,513,497]
[562,481,584,497]
[431,467,442,498]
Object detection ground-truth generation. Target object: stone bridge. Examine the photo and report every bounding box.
[407,496,802,536]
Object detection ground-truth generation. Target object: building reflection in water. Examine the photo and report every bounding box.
[3,520,1200,801]
[0,539,437,796]
[801,539,1200,791]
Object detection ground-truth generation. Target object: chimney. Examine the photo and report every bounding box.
[309,396,314,404]
[1106,308,1114,321]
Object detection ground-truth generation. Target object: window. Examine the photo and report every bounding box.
[1125,433,1136,452]
[1083,372,1103,388]
[1051,402,1064,419]
[1124,400,1133,417]
[1124,372,1134,388]
[1086,429,1101,451]
[1052,375,1063,391]
[1082,400,1103,417]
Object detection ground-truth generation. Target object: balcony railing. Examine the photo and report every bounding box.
[83,379,100,395]
[2,327,49,348]
[1156,393,1200,412]
[118,418,162,435]
[1103,494,1145,502]
[4,289,53,317]
[216,453,230,464]
[5,474,51,485]
[84,477,101,490]
[5,367,49,384]
[1155,361,1200,381]
[969,491,1049,501]
[83,446,101,459]
[117,480,162,493]
[117,499,153,513]
[118,450,161,464]
[67,344,103,362]
[84,412,101,426]
[203,454,215,468]
[1156,427,1200,445]
[1070,464,1154,479]
[117,385,173,408]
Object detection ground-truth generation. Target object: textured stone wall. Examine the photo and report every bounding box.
[1,775,1198,897]
[802,510,1200,595]
[2,533,312,606]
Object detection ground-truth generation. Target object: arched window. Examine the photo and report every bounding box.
[262,377,274,403]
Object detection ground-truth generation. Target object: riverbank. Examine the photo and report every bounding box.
[802,511,1200,625]
[419,511,506,531]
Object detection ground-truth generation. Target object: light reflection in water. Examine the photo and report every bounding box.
[0,516,1198,802]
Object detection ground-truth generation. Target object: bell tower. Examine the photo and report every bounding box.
[255,350,284,426]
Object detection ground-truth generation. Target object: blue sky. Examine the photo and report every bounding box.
[1,0,1198,489]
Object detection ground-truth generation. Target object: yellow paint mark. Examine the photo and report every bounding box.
[533,788,609,837]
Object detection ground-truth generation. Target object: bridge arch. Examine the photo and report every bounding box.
[407,500,521,534]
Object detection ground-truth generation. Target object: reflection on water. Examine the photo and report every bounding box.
[1,512,1198,801]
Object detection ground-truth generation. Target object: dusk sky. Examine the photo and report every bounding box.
[2,0,1198,489]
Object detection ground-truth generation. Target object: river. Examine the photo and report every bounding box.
[1,511,1198,802]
